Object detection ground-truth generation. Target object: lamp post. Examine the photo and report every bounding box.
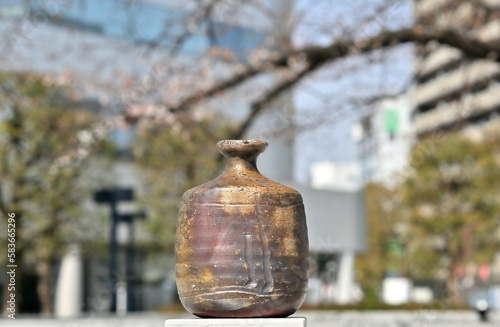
[116,211,147,312]
[94,188,134,313]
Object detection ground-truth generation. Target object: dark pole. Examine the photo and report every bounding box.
[94,188,134,313]
[120,211,146,312]
[109,198,118,313]
[125,218,135,311]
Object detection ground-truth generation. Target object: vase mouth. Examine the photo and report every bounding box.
[217,140,268,159]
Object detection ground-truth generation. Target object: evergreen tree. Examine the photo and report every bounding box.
[402,130,500,303]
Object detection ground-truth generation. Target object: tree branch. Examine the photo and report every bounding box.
[167,64,263,113]
[231,62,322,140]
[169,0,221,57]
[165,27,500,121]
[0,187,9,217]
[231,27,500,138]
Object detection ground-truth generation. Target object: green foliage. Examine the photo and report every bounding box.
[132,112,234,252]
[0,72,106,252]
[357,130,500,303]
[402,130,500,283]
[356,183,404,296]
[0,72,109,313]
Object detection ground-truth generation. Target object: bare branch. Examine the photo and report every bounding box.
[231,63,322,140]
[164,26,500,122]
[169,0,221,56]
[166,64,269,113]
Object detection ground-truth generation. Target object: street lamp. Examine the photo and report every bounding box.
[116,211,147,312]
[94,188,134,313]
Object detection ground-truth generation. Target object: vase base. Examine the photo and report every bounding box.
[179,290,306,318]
[165,317,306,326]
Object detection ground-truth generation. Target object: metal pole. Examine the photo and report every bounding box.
[94,188,135,314]
[109,198,118,313]
[125,218,135,311]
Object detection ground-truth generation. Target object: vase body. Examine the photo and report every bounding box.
[175,140,308,318]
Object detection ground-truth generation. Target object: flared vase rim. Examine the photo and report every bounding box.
[217,140,268,157]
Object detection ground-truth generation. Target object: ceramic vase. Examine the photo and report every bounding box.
[175,140,308,318]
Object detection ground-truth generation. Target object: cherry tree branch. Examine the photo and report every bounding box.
[231,62,322,140]
[169,0,221,56]
[153,24,500,145]
[229,28,500,138]
[166,27,500,118]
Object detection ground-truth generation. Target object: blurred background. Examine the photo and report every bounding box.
[0,0,500,323]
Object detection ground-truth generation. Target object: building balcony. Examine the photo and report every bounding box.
[478,19,500,44]
[415,84,500,135]
[415,45,463,79]
[482,0,500,9]
[415,0,451,16]
[415,60,500,107]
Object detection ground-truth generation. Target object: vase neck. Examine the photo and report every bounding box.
[217,140,268,172]
[226,157,259,173]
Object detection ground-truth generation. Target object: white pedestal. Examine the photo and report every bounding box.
[165,317,306,327]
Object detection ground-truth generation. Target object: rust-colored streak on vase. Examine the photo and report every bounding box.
[175,140,309,318]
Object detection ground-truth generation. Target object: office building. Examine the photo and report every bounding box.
[413,0,500,138]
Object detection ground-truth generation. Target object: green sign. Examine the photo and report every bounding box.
[384,108,399,135]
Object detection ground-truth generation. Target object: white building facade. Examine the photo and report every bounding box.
[353,95,414,186]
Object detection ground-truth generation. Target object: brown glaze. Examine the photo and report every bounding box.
[175,140,309,318]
